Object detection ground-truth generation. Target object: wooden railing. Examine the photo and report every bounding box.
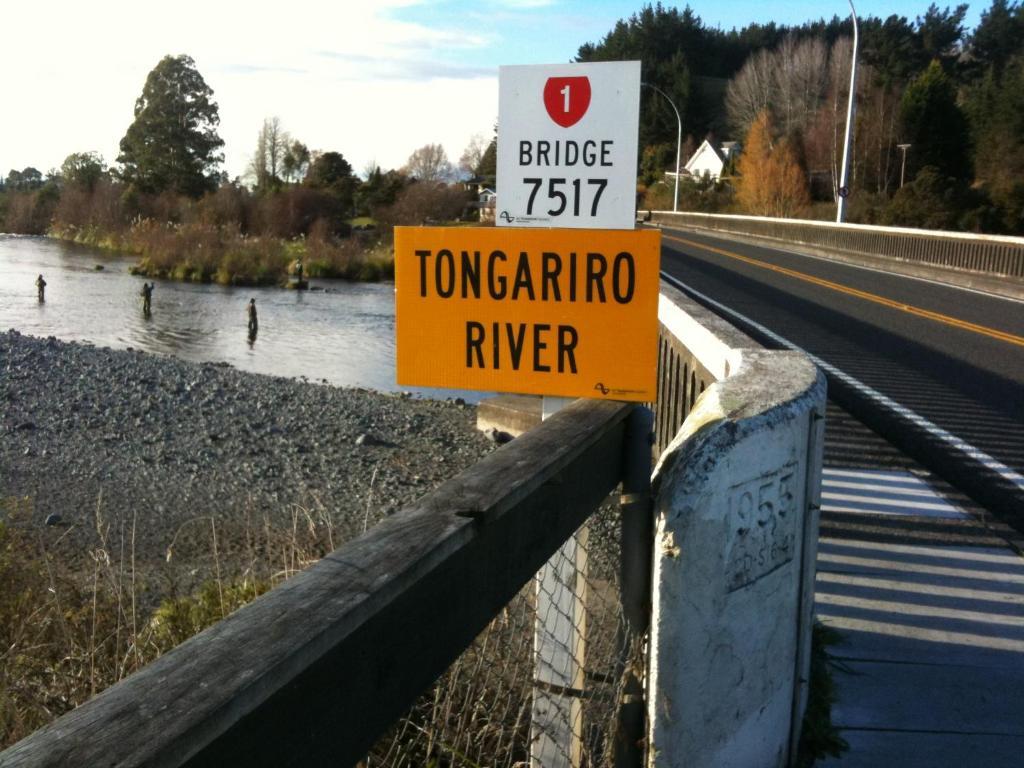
[0,400,639,768]
[3,283,829,768]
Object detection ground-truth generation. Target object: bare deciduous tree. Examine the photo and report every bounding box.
[725,48,774,139]
[726,36,829,140]
[458,134,488,179]
[403,143,454,183]
[249,117,290,190]
[774,36,828,136]
[378,183,470,226]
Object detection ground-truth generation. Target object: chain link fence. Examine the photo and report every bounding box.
[368,499,639,768]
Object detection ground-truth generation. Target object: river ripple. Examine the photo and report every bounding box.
[0,235,477,401]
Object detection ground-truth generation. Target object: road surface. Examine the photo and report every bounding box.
[657,226,1024,522]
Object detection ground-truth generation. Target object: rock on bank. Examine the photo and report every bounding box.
[0,330,494,568]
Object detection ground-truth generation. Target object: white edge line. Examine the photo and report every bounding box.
[660,224,1024,305]
[660,272,1024,493]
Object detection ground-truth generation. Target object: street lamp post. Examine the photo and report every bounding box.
[836,0,859,223]
[897,143,912,188]
[641,82,681,213]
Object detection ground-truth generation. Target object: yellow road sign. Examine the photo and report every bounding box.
[395,226,661,401]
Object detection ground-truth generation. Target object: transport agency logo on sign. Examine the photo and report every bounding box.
[395,226,661,401]
[497,61,641,230]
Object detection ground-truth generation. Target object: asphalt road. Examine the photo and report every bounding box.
[656,226,1024,519]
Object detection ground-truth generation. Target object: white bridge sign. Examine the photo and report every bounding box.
[497,61,641,230]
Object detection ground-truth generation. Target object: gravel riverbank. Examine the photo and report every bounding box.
[1,329,494,588]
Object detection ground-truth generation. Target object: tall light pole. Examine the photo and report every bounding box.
[642,82,682,213]
[897,143,911,188]
[836,0,859,223]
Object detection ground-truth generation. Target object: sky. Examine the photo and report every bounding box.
[1,0,985,183]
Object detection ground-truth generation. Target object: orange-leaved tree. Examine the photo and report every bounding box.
[736,110,811,218]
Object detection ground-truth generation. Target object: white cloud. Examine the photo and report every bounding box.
[0,1,497,179]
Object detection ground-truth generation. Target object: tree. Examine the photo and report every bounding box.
[735,111,811,218]
[476,137,497,179]
[967,53,1024,231]
[881,165,974,230]
[802,37,856,200]
[305,151,359,213]
[576,4,714,143]
[726,35,828,140]
[915,3,968,63]
[355,167,407,216]
[966,0,1024,78]
[61,152,106,191]
[458,134,488,179]
[249,117,289,192]
[772,36,828,137]
[861,14,923,84]
[899,60,971,181]
[639,141,680,186]
[282,140,310,184]
[378,182,470,226]
[403,144,454,182]
[5,167,43,191]
[725,48,774,138]
[117,54,224,197]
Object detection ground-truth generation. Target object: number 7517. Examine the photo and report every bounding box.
[523,177,608,217]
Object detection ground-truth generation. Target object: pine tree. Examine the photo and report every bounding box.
[899,60,971,181]
[117,55,224,197]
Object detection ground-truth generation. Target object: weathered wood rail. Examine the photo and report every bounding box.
[0,399,635,768]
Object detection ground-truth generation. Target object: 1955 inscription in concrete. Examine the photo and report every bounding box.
[725,463,798,592]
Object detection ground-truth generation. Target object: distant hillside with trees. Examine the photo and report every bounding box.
[579,1,1024,234]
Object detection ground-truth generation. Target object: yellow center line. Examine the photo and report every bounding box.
[664,233,1024,348]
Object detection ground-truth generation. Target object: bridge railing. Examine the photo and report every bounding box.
[651,210,1024,280]
[649,284,826,766]
[0,398,642,768]
[1,285,827,768]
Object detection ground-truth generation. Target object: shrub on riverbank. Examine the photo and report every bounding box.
[2,170,484,285]
[121,219,394,285]
[46,182,398,285]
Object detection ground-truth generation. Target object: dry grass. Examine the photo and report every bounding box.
[123,220,394,285]
[1,496,629,766]
[0,493,338,750]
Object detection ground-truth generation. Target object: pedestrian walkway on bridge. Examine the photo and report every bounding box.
[817,404,1024,767]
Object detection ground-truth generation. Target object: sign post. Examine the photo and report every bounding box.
[395,59,652,768]
[497,59,644,768]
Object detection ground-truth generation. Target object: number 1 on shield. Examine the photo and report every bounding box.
[560,84,570,112]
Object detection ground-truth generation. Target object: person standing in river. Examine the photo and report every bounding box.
[247,298,258,336]
[141,282,154,315]
[35,274,46,302]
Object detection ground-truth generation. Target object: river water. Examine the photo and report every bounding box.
[0,235,477,401]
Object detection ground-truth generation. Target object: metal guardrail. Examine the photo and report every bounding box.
[651,211,1024,279]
